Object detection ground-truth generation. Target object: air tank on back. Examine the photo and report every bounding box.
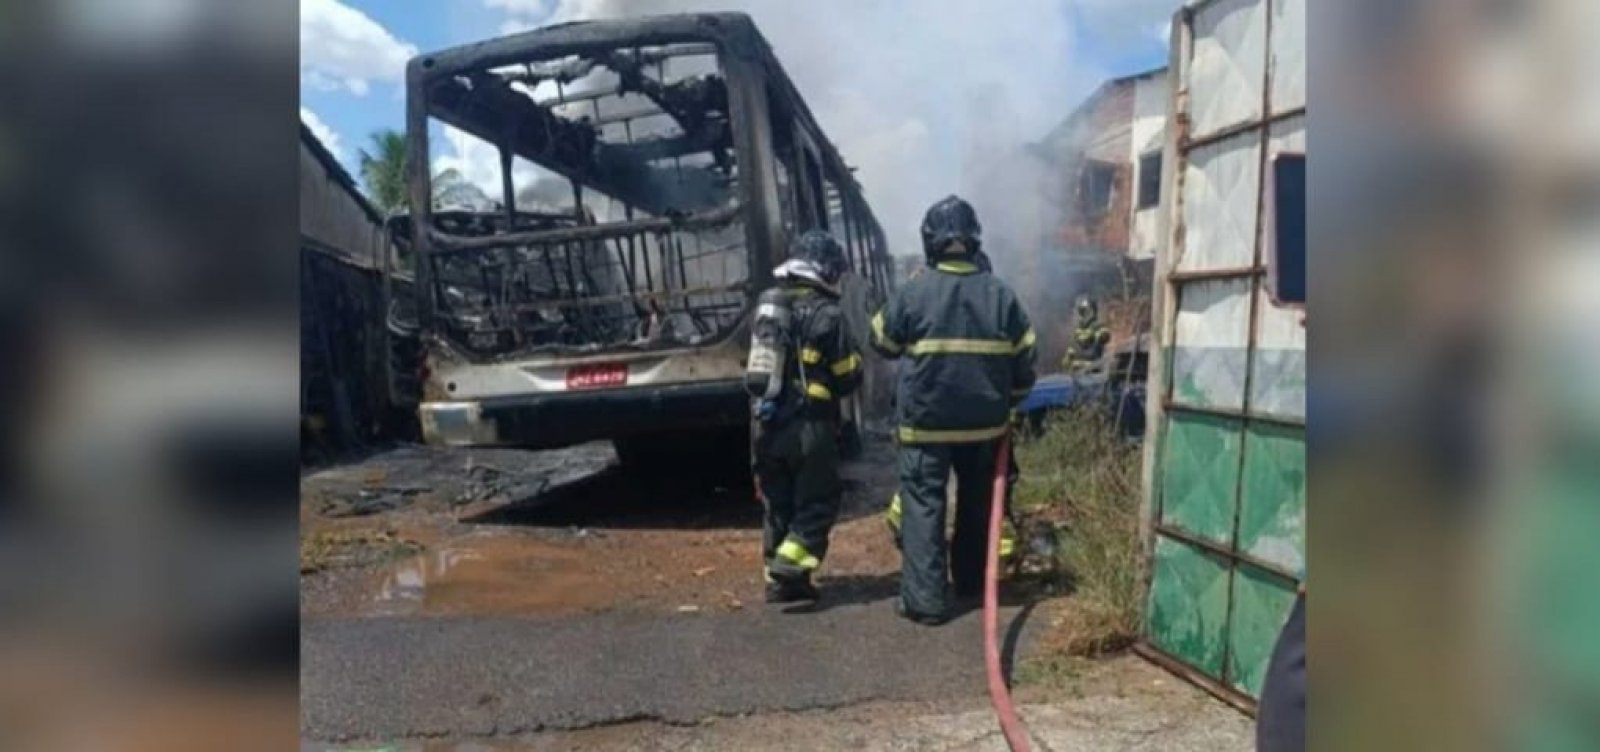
[744,287,792,400]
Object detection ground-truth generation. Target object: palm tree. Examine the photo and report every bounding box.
[357,129,472,214]
[358,130,408,214]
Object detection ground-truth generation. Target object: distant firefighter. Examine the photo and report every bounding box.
[1062,297,1111,374]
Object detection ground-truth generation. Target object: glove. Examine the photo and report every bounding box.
[756,399,778,422]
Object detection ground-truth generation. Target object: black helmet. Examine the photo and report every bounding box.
[1076,297,1098,321]
[791,229,848,284]
[920,195,982,259]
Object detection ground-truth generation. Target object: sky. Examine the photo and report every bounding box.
[299,0,1176,252]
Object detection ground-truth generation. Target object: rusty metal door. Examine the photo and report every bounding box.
[1142,0,1306,706]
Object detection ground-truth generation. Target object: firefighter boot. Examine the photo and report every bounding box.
[765,572,820,603]
[767,539,822,602]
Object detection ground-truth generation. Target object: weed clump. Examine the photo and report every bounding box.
[300,529,421,574]
[1013,405,1144,656]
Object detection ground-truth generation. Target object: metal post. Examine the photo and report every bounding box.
[499,145,516,226]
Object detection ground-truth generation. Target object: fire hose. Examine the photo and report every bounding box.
[986,433,1033,752]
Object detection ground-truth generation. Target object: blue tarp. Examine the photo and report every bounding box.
[1016,374,1096,413]
[1017,374,1147,438]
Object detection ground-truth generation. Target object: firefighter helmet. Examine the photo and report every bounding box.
[919,195,982,260]
[1076,297,1098,322]
[791,229,849,285]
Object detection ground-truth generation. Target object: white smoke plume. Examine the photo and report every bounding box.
[536,0,1116,266]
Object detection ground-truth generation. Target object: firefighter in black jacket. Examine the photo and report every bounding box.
[871,196,1037,624]
[754,230,864,603]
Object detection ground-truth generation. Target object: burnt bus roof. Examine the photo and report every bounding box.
[406,12,883,241]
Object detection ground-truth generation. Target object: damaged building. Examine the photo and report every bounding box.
[966,67,1170,371]
[1033,67,1169,368]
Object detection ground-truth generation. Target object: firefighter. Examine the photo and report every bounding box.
[753,230,864,603]
[884,450,1021,566]
[1063,296,1111,374]
[871,195,1037,624]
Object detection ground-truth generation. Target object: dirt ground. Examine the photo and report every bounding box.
[300,439,1251,750]
[300,440,903,620]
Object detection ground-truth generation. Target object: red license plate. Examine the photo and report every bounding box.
[566,363,628,390]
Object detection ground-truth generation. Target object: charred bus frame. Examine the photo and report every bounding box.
[402,14,893,449]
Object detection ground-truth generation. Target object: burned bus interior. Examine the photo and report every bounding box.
[400,15,892,362]
[401,23,756,359]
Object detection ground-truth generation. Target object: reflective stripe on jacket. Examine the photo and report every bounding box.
[869,259,1036,443]
[783,283,863,415]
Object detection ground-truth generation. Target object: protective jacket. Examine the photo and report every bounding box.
[1066,316,1111,371]
[869,258,1036,444]
[771,282,862,421]
[754,278,861,586]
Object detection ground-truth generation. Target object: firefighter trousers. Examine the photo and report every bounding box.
[754,417,841,580]
[896,438,1002,617]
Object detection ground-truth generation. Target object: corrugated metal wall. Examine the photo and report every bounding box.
[299,142,389,270]
[299,132,415,460]
[1143,0,1305,703]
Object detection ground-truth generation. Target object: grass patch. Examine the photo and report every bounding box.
[1013,650,1093,692]
[300,528,422,574]
[1013,405,1144,657]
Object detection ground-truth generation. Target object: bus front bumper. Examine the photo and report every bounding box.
[419,379,749,448]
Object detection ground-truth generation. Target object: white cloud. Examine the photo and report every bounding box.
[432,124,549,202]
[1069,0,1182,49]
[499,17,538,37]
[300,0,418,97]
[485,0,555,13]
[490,0,555,39]
[300,106,345,161]
[433,125,503,197]
[1147,17,1174,46]
[302,69,343,93]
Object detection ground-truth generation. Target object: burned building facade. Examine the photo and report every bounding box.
[1037,67,1169,363]
[1039,68,1169,261]
[969,68,1169,370]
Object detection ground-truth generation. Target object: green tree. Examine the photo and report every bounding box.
[357,129,470,214]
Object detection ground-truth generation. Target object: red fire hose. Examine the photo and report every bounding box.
[985,433,1033,751]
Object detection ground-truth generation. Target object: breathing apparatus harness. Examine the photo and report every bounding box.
[745,260,834,424]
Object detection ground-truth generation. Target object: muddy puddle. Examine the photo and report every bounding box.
[359,533,622,618]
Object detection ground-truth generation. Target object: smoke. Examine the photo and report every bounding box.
[541,0,1111,265]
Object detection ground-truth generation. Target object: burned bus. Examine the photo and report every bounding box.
[397,13,894,465]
